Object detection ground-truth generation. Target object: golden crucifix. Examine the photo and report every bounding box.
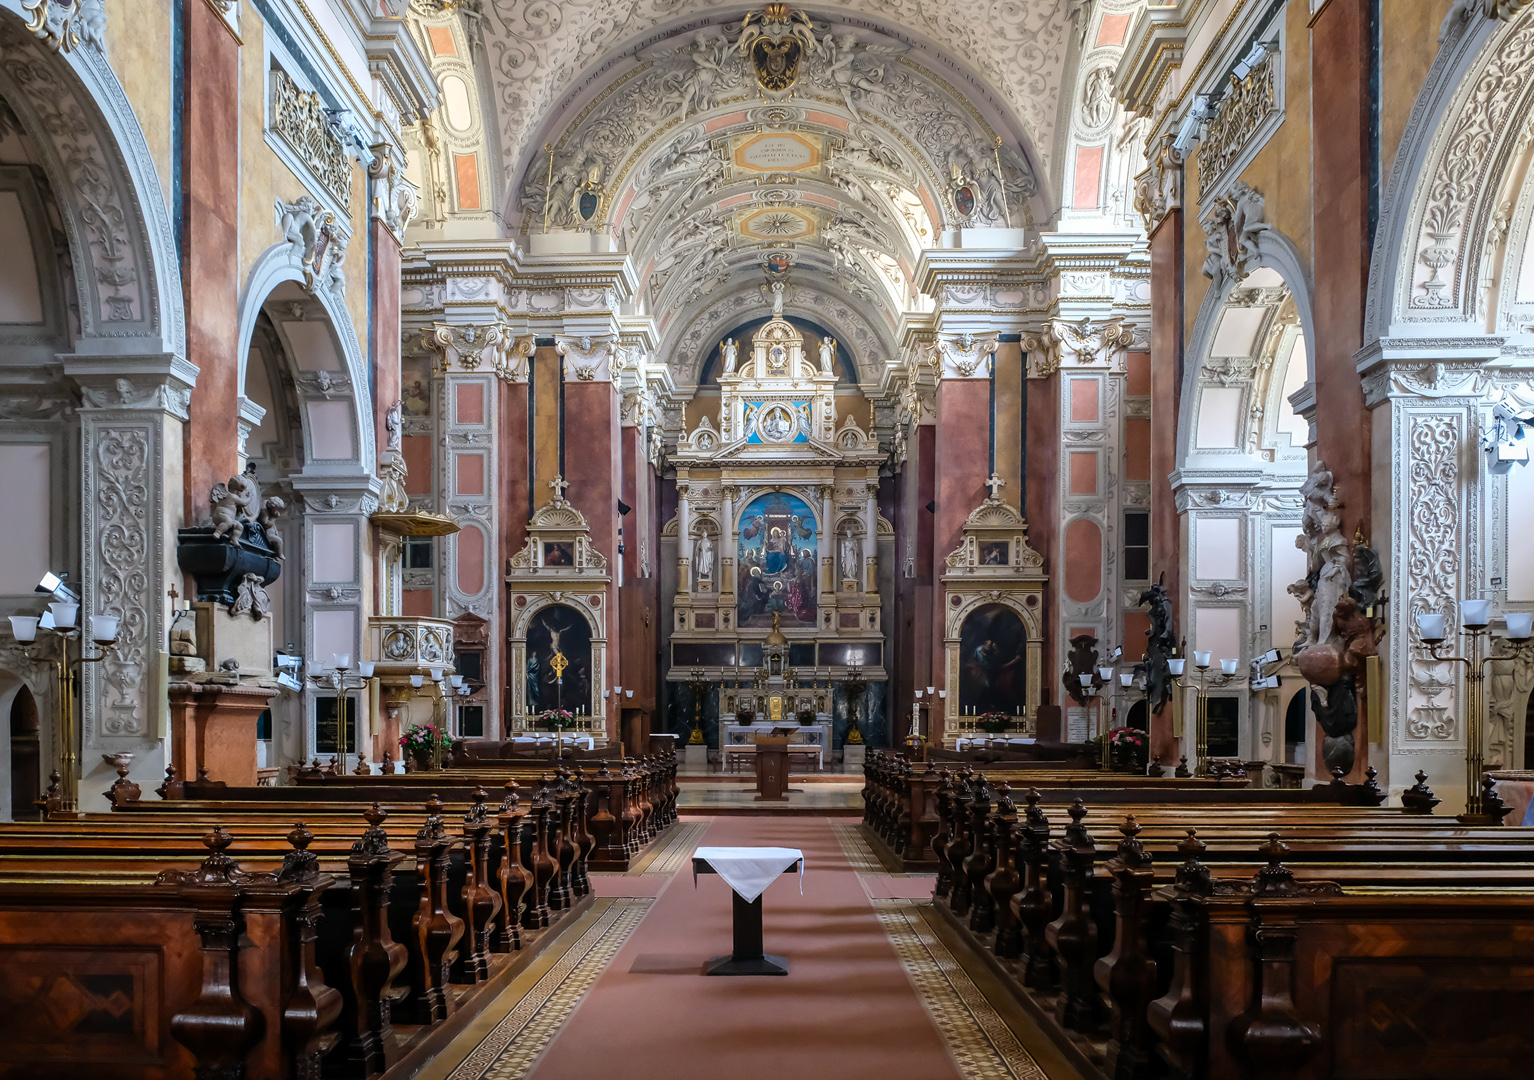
[550,649,568,709]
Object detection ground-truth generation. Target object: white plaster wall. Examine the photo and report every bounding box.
[0,443,49,595]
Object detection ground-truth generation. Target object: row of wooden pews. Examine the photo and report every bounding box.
[900,762,1534,1078]
[860,751,1402,872]
[0,753,679,1079]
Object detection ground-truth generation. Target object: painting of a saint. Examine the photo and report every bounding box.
[525,604,592,715]
[959,604,1027,714]
[737,493,817,626]
[979,541,1009,566]
[401,355,432,416]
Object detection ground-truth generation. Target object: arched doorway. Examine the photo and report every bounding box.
[9,685,39,820]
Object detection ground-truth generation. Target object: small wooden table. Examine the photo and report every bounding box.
[692,848,803,976]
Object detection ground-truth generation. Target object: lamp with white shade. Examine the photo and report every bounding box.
[1414,599,1534,823]
[5,577,122,812]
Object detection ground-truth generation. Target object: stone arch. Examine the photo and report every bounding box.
[1177,226,1317,463]
[236,243,375,472]
[1365,8,1534,338]
[0,9,183,359]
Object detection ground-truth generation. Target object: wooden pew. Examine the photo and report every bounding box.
[0,780,600,1079]
[913,781,1534,1080]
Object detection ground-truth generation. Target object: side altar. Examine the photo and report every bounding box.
[664,297,889,751]
[504,479,611,737]
[939,487,1047,745]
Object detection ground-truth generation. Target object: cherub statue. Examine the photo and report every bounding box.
[210,474,259,543]
[258,497,286,559]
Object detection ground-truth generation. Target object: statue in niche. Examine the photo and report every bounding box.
[384,399,402,451]
[1137,573,1176,714]
[818,336,836,374]
[525,655,541,713]
[770,279,785,316]
[721,337,739,374]
[840,531,861,581]
[696,532,715,579]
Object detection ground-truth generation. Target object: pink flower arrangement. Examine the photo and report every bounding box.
[399,724,449,756]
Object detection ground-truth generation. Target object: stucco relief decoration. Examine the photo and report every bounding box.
[271,69,354,214]
[277,196,347,296]
[369,144,421,240]
[426,323,506,373]
[22,0,106,53]
[556,335,616,381]
[1409,14,1534,312]
[92,426,152,734]
[737,4,818,98]
[0,27,147,329]
[1406,415,1463,741]
[488,1,1067,217]
[1197,47,1277,187]
[938,333,994,377]
[1200,181,1270,288]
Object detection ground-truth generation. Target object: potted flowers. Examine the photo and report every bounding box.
[977,711,1011,735]
[399,723,449,771]
[735,708,756,725]
[541,708,577,731]
[795,708,816,725]
[1108,726,1148,770]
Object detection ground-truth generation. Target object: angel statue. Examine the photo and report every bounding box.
[819,33,901,119]
[818,337,836,374]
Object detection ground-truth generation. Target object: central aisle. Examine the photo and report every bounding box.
[423,816,1068,1080]
[531,816,960,1080]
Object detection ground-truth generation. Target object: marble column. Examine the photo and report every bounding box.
[819,484,836,602]
[677,479,692,595]
[720,484,737,604]
[863,481,879,595]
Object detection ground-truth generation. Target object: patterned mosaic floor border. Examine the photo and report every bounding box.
[831,822,885,873]
[446,898,653,1080]
[629,820,711,875]
[872,899,1048,1080]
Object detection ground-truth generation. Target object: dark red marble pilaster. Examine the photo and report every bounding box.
[1148,210,1183,766]
[180,2,241,524]
[562,380,621,742]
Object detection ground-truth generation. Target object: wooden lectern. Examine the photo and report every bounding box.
[755,736,790,801]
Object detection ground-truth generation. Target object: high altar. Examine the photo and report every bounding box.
[664,302,889,751]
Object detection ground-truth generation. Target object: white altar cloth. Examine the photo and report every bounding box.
[693,846,804,903]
